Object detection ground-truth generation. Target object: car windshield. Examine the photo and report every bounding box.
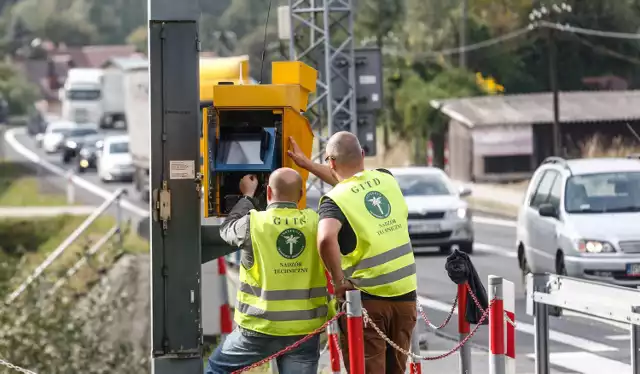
[109,142,129,154]
[565,172,640,213]
[396,173,453,196]
[51,127,71,134]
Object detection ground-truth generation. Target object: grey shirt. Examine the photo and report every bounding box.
[219,198,300,337]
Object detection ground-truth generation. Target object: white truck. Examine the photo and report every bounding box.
[60,68,104,125]
[100,58,147,129]
[122,61,150,201]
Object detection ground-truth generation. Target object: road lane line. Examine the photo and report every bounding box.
[604,334,630,341]
[525,352,630,373]
[472,216,517,228]
[4,128,149,218]
[418,296,618,353]
[474,243,518,258]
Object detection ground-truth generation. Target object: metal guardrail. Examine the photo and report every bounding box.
[526,273,640,374]
[5,188,127,305]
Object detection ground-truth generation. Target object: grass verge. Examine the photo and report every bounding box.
[0,162,71,206]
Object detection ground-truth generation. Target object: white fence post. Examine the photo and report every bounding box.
[66,170,75,204]
[503,279,516,374]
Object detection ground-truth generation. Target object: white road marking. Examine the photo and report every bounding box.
[4,128,149,217]
[474,243,518,258]
[473,216,517,228]
[525,352,630,374]
[604,334,630,341]
[418,296,618,353]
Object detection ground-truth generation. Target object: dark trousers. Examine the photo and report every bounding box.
[338,299,417,374]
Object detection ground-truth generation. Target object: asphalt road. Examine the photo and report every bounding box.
[4,126,636,374]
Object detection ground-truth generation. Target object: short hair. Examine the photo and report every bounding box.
[325,131,362,166]
[269,167,303,201]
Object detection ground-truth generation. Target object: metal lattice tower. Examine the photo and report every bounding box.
[286,0,357,193]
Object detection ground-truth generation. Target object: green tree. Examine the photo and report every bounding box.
[0,62,39,115]
[43,13,97,47]
[127,26,148,54]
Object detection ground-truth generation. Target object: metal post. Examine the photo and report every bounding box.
[460,0,468,69]
[66,170,75,205]
[115,192,123,248]
[149,0,203,372]
[533,275,550,374]
[458,283,471,374]
[409,322,422,374]
[327,320,342,374]
[631,306,640,374]
[346,289,365,374]
[269,359,279,373]
[489,275,505,374]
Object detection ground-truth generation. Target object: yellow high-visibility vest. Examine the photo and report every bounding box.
[236,208,329,336]
[323,170,417,297]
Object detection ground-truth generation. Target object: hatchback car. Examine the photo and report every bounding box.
[389,167,474,253]
[517,156,640,288]
[41,120,77,153]
[97,135,134,182]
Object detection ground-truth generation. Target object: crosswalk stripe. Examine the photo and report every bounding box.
[419,296,618,353]
[526,352,630,374]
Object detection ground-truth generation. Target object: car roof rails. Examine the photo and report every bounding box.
[542,156,572,174]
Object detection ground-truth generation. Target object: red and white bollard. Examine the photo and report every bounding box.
[489,275,505,374]
[503,279,516,374]
[409,323,422,374]
[217,257,233,342]
[346,289,365,374]
[458,283,472,373]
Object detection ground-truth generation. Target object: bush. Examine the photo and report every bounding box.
[0,216,68,256]
[0,62,40,116]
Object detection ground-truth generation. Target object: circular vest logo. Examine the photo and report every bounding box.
[276,228,307,259]
[364,191,391,219]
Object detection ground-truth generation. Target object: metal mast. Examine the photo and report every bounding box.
[286,0,357,193]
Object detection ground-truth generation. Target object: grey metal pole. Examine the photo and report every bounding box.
[410,321,423,373]
[534,276,550,374]
[631,306,640,374]
[489,276,505,374]
[458,283,471,374]
[460,0,468,69]
[115,192,123,249]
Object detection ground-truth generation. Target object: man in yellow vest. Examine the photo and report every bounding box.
[289,132,418,374]
[205,168,329,374]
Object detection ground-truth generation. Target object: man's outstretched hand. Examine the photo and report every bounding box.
[287,136,311,170]
[239,174,258,197]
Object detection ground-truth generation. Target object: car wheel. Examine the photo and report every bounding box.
[62,154,70,164]
[459,241,473,254]
[549,252,566,317]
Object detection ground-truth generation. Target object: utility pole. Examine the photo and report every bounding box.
[460,0,468,69]
[149,0,203,373]
[548,27,561,156]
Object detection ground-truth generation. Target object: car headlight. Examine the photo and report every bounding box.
[448,208,467,219]
[66,140,77,149]
[577,239,615,253]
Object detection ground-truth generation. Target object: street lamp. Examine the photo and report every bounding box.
[529,2,572,157]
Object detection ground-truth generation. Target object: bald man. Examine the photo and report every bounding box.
[206,168,329,374]
[289,132,417,374]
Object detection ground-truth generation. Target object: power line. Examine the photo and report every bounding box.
[384,21,640,59]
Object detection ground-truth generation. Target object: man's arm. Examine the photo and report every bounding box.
[306,162,339,187]
[317,217,344,284]
[219,198,256,248]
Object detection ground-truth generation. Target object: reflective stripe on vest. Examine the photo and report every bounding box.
[236,207,329,336]
[324,170,417,297]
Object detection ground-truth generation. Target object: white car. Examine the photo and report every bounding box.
[517,156,640,291]
[42,120,77,153]
[97,135,134,182]
[389,167,474,254]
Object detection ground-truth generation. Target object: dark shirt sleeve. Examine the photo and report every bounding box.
[318,197,346,224]
[376,168,393,176]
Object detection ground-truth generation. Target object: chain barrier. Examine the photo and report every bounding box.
[417,293,458,329]
[0,358,37,374]
[362,285,497,361]
[464,282,517,328]
[232,311,346,374]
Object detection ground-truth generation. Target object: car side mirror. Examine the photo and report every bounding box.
[458,186,472,197]
[538,203,558,218]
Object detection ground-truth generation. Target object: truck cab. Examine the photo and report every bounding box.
[61,68,104,125]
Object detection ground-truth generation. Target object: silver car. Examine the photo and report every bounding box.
[389,167,474,254]
[517,157,640,288]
